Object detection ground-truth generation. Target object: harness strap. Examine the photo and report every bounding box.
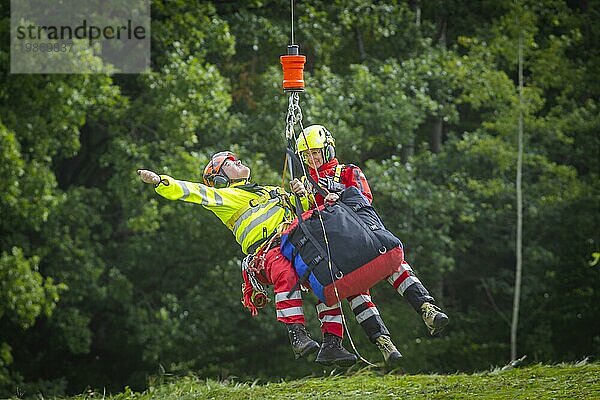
[333,164,344,183]
[286,215,342,298]
[304,170,328,198]
[285,147,307,220]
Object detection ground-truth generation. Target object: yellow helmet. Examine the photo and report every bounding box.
[296,125,336,162]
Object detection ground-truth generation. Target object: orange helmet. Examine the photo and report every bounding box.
[202,151,239,188]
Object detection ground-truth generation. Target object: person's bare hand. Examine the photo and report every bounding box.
[324,192,339,204]
[290,178,307,196]
[137,169,160,184]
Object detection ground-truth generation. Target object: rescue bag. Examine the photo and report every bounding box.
[280,186,404,306]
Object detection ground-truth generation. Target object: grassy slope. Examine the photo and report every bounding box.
[68,363,599,400]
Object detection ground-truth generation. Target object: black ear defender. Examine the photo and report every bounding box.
[202,171,231,188]
[211,172,231,188]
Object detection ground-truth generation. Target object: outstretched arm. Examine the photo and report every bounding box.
[137,169,223,207]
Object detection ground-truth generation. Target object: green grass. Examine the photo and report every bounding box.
[55,362,600,400]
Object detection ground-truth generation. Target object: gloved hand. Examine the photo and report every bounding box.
[290,178,307,196]
[318,177,346,193]
[137,169,160,185]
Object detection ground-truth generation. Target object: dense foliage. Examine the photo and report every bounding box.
[0,0,598,397]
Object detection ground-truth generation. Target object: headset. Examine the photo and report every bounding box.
[322,127,336,162]
[211,172,231,188]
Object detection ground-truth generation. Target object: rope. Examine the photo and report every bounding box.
[281,156,288,190]
[284,93,376,368]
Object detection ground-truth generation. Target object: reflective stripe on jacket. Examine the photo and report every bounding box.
[155,175,307,254]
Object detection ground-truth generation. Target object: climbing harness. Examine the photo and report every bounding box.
[241,254,269,316]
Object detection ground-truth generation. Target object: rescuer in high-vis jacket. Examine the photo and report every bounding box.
[137,151,352,365]
[291,125,450,365]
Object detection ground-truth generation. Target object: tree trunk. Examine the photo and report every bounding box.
[429,117,443,154]
[404,0,421,161]
[438,19,447,48]
[401,142,414,163]
[411,0,421,26]
[429,3,447,154]
[355,25,367,62]
[511,10,524,362]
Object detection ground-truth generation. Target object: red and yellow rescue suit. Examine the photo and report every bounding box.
[307,158,435,341]
[155,176,309,326]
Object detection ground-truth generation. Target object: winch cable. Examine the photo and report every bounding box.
[281,5,375,365]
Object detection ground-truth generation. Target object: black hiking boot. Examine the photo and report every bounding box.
[315,333,358,367]
[287,323,320,359]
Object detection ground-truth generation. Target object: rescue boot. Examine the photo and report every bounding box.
[421,302,449,336]
[315,333,358,367]
[374,335,402,365]
[287,323,320,359]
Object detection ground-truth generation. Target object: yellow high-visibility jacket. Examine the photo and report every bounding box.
[155,175,309,254]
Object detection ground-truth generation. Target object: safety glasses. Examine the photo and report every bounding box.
[300,148,323,163]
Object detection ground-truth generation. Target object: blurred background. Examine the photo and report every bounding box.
[0,0,598,396]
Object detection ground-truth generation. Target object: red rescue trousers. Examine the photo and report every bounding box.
[257,246,305,325]
[317,260,433,339]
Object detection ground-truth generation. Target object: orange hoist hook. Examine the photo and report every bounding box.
[280,44,306,92]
